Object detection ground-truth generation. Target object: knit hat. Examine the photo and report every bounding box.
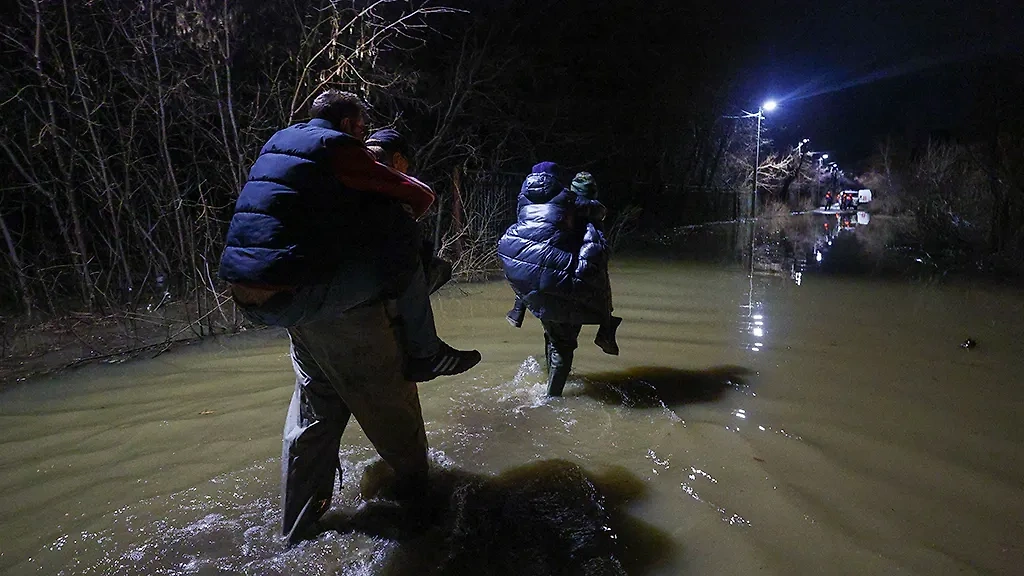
[571,172,598,199]
[366,128,411,160]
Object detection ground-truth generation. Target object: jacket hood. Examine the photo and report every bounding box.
[520,172,566,204]
[571,172,597,199]
[531,161,563,179]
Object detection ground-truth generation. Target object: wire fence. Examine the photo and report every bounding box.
[432,169,522,280]
[460,170,521,238]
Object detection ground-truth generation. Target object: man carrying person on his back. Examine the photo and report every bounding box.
[497,163,622,396]
[218,90,478,543]
[504,171,621,355]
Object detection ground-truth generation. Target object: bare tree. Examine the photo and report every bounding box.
[0,0,454,361]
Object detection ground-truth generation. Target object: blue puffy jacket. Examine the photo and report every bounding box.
[497,172,611,324]
[218,119,418,291]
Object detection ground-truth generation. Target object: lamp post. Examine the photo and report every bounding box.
[827,161,839,206]
[752,99,777,217]
[817,153,829,204]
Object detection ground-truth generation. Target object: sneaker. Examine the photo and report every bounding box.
[594,316,622,356]
[404,340,481,382]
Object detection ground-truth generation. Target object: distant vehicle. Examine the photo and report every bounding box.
[839,190,858,210]
[837,189,873,211]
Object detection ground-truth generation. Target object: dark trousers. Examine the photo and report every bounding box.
[541,320,582,396]
[280,301,429,541]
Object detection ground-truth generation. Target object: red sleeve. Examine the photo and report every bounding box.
[329,145,436,218]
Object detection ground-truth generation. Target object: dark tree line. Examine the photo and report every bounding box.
[0,0,456,326]
[853,57,1024,273]
[0,0,787,328]
[391,0,794,225]
[11,0,968,336]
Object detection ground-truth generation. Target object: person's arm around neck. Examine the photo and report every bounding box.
[329,145,436,218]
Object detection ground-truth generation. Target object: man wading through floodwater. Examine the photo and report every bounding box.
[498,163,621,396]
[218,90,479,543]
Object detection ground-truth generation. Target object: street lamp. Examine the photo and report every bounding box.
[812,154,836,208]
[752,99,777,217]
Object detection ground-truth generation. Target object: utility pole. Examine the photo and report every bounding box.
[753,110,762,218]
[751,100,776,218]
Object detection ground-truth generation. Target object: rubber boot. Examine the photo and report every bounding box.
[546,346,572,397]
[506,305,525,328]
[284,496,331,545]
[544,333,553,374]
[594,315,622,355]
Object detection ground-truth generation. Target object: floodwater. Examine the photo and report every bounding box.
[2,215,1023,575]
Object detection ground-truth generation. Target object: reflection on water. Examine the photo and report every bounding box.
[645,212,926,283]
[2,216,1024,575]
[754,212,885,282]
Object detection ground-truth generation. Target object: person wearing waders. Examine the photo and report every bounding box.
[497,163,621,396]
[218,90,479,543]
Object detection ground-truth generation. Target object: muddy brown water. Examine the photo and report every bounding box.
[1,216,1023,575]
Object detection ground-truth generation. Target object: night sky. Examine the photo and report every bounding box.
[447,0,1023,177]
[730,0,1024,167]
